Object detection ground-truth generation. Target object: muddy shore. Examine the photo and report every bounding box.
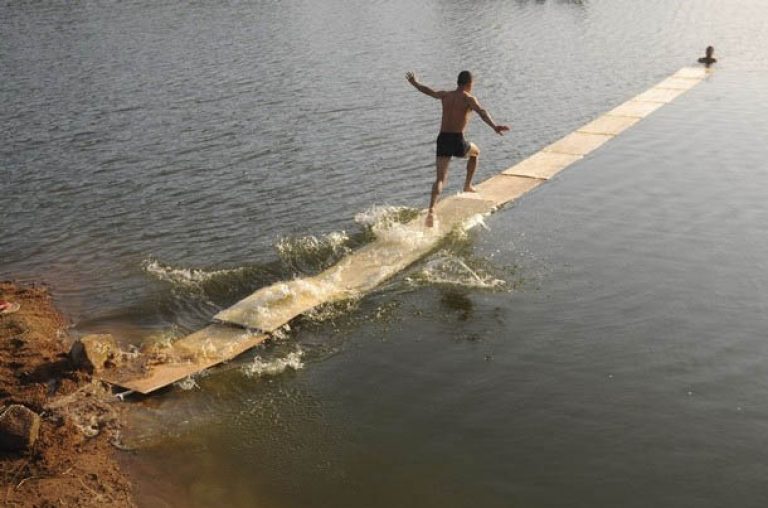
[0,281,136,507]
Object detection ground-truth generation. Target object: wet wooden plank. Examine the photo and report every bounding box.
[502,151,582,180]
[607,100,665,118]
[475,175,542,207]
[655,76,702,90]
[674,67,709,79]
[431,194,497,227]
[214,195,496,330]
[323,197,495,294]
[543,131,614,156]
[633,87,686,104]
[213,276,347,332]
[577,115,640,136]
[99,325,268,394]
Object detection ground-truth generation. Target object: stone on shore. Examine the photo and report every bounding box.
[0,404,41,451]
[70,334,120,374]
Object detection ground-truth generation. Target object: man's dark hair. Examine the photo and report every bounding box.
[457,70,472,86]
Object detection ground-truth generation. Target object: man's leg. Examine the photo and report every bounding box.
[464,143,480,193]
[427,156,451,227]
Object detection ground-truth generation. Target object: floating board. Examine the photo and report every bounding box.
[213,194,498,330]
[98,66,709,394]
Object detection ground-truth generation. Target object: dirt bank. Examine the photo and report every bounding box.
[1,281,136,507]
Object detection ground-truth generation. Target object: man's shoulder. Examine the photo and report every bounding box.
[463,92,479,105]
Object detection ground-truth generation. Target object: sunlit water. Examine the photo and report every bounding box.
[3,1,768,506]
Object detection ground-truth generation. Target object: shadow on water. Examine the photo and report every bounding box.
[440,289,474,321]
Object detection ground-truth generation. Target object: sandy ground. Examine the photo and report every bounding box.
[1,281,136,507]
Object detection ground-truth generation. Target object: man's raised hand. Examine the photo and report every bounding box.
[494,125,511,136]
[406,72,417,85]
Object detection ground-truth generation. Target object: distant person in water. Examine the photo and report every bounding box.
[406,70,510,227]
[698,46,717,67]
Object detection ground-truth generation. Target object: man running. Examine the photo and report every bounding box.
[406,70,510,227]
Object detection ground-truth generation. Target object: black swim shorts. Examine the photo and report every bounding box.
[436,132,471,158]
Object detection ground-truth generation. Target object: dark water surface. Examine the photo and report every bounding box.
[3,1,768,506]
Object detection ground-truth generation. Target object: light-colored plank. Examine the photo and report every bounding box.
[475,175,542,207]
[432,194,497,229]
[213,195,495,330]
[502,151,582,180]
[655,76,702,90]
[633,87,686,104]
[674,67,708,79]
[99,325,268,394]
[543,131,613,156]
[607,100,665,118]
[323,196,495,294]
[577,115,640,136]
[214,275,348,331]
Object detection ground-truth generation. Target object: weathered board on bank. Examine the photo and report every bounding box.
[98,66,709,394]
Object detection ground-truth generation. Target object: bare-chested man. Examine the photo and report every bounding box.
[406,70,510,227]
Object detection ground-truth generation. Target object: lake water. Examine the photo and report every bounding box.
[3,1,768,506]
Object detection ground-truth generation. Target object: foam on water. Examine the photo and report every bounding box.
[174,376,200,391]
[303,298,360,323]
[241,348,305,378]
[143,258,249,288]
[407,253,506,289]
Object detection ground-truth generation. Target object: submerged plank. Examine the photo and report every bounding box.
[215,195,496,330]
[99,325,268,394]
[213,276,347,332]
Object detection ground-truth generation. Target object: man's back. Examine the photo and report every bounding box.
[440,90,472,133]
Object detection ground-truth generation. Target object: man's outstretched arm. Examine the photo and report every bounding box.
[468,95,510,135]
[406,72,446,99]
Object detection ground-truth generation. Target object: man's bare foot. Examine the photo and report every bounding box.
[463,184,478,193]
[425,211,435,228]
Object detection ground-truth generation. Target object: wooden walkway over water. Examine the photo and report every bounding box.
[100,67,709,394]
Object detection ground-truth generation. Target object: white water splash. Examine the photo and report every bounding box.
[354,204,437,247]
[241,349,304,378]
[142,258,247,287]
[462,213,491,232]
[174,376,200,391]
[408,254,506,289]
[354,204,413,227]
[269,324,291,341]
[275,231,351,264]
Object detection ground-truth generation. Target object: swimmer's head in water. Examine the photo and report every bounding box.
[457,70,473,90]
